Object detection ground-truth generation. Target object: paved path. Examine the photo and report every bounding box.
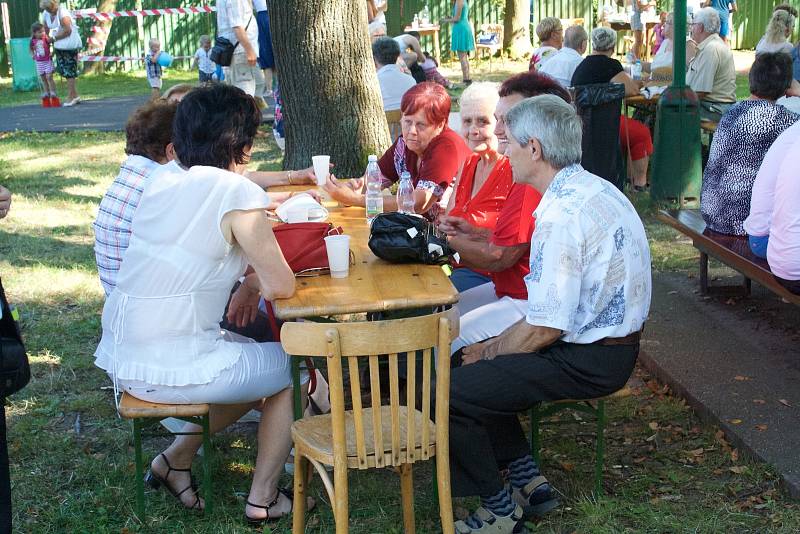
[642,270,800,497]
[0,94,275,133]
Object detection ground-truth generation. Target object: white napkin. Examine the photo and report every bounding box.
[641,85,667,99]
[275,193,329,223]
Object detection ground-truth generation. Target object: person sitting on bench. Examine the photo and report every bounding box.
[446,95,652,534]
[743,120,800,294]
[700,52,798,236]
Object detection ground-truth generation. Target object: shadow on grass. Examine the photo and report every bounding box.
[5,174,103,205]
[0,228,96,269]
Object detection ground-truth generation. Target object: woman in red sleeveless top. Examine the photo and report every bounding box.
[446,82,514,291]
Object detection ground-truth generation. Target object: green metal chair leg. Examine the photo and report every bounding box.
[201,414,213,515]
[529,404,541,465]
[133,418,145,520]
[594,400,606,496]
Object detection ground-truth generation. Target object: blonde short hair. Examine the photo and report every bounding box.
[199,35,211,46]
[39,0,57,10]
[536,17,563,43]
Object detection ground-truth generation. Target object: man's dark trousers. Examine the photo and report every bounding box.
[447,341,638,497]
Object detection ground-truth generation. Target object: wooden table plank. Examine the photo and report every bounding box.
[269,185,458,320]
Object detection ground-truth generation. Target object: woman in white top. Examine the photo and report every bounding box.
[40,0,81,105]
[756,9,796,56]
[645,13,696,81]
[94,84,308,523]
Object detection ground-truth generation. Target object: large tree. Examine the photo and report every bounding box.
[503,0,532,59]
[267,0,391,177]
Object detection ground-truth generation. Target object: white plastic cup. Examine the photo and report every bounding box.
[312,155,330,186]
[324,234,351,278]
[286,207,309,224]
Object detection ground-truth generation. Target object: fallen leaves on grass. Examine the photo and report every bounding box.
[728,418,743,425]
[729,465,748,474]
[778,399,792,407]
[733,375,750,381]
[755,424,768,432]
[753,399,767,405]
[648,421,659,430]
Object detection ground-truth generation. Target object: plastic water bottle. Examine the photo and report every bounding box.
[396,171,415,214]
[632,60,643,81]
[364,155,383,224]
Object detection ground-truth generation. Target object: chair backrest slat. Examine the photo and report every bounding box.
[368,354,385,468]
[405,349,417,464]
[325,330,349,470]
[420,347,432,460]
[347,356,368,468]
[388,352,401,466]
[434,317,452,467]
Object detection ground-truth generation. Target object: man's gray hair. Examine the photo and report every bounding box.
[505,94,582,169]
[591,27,617,52]
[564,25,588,50]
[693,7,721,34]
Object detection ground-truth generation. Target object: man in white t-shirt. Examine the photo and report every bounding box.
[372,37,416,111]
[538,25,587,88]
[216,0,264,97]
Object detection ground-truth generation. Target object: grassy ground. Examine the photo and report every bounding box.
[0,69,199,108]
[2,123,800,533]
[1,56,751,110]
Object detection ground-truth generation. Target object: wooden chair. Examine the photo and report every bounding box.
[117,392,213,519]
[385,109,403,143]
[475,23,504,72]
[528,387,632,496]
[281,308,459,534]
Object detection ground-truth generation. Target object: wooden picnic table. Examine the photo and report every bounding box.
[269,185,458,320]
[609,20,659,61]
[404,24,441,64]
[269,184,458,418]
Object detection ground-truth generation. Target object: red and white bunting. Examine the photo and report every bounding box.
[73,6,216,21]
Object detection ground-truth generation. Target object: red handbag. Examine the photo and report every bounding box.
[273,222,343,276]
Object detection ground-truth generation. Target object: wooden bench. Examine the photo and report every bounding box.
[118,392,213,518]
[657,209,800,305]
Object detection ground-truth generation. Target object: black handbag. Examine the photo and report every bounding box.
[0,277,29,398]
[210,16,253,67]
[368,212,455,265]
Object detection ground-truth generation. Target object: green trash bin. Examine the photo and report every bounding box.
[10,38,40,92]
[650,87,703,206]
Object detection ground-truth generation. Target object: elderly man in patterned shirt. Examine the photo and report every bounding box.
[450,94,652,534]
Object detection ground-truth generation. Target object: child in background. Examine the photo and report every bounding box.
[652,11,668,55]
[421,51,452,88]
[144,38,163,99]
[193,35,216,83]
[29,22,59,107]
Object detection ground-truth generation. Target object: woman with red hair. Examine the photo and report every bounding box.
[325,82,471,219]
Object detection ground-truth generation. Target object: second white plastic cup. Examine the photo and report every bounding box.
[312,155,330,186]
[324,234,351,278]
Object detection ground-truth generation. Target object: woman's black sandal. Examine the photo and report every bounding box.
[245,487,306,525]
[144,453,202,511]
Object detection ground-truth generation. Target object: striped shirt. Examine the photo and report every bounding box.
[93,155,160,295]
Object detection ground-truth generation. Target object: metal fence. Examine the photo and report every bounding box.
[1,0,215,75]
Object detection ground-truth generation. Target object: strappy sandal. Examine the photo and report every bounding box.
[144,453,202,511]
[245,487,315,525]
[510,475,559,518]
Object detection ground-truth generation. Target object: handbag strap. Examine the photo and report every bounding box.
[232,15,254,52]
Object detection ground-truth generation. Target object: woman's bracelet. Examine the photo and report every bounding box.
[287,170,295,185]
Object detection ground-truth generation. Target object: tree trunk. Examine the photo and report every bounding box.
[267,0,391,177]
[503,0,532,59]
[84,0,118,75]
